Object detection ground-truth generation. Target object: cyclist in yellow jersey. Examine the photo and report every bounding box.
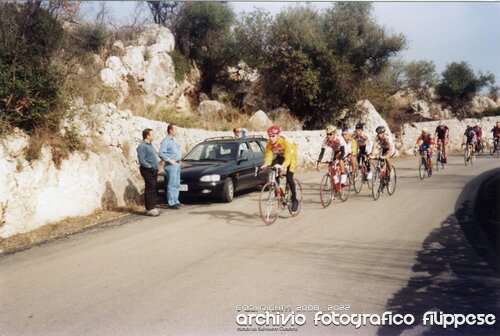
[342,127,358,172]
[352,123,372,174]
[261,125,299,212]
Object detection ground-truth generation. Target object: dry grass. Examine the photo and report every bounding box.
[0,204,144,255]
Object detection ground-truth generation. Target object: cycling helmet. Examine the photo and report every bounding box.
[375,126,386,134]
[342,127,349,134]
[438,120,444,126]
[355,123,364,130]
[267,125,281,136]
[422,127,429,133]
[326,125,336,134]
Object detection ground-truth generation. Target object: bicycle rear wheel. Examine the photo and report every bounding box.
[319,173,334,208]
[435,153,441,172]
[464,148,469,166]
[371,168,381,201]
[387,166,397,195]
[287,178,303,216]
[339,176,349,202]
[352,167,363,194]
[259,182,280,225]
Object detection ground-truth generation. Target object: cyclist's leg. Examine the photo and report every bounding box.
[286,170,297,200]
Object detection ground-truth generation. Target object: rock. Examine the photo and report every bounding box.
[199,92,210,102]
[142,53,176,97]
[147,27,175,54]
[411,100,431,118]
[249,110,273,130]
[354,100,395,155]
[227,61,258,82]
[122,46,146,80]
[470,95,498,113]
[105,56,128,78]
[198,100,227,119]
[268,107,291,120]
[100,68,128,98]
[112,40,125,51]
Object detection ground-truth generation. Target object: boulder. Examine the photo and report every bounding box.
[198,100,227,119]
[122,46,146,80]
[142,53,176,97]
[411,100,431,118]
[112,40,125,52]
[249,110,273,130]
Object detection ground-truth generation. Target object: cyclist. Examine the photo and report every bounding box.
[414,127,434,176]
[370,126,393,176]
[315,125,348,184]
[342,127,358,172]
[434,121,449,163]
[352,123,372,176]
[463,125,477,155]
[261,125,299,212]
[491,121,500,150]
[473,122,483,153]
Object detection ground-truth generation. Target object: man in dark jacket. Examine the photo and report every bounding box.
[137,128,160,216]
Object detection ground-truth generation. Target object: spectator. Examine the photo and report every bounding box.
[159,124,182,210]
[233,127,247,138]
[137,128,160,216]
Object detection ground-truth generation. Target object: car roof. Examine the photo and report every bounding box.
[202,135,267,144]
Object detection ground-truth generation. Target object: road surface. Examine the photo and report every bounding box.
[1,155,499,336]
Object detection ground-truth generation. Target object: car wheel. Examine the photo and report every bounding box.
[221,177,234,203]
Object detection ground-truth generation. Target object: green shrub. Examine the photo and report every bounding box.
[170,51,190,83]
[74,24,109,53]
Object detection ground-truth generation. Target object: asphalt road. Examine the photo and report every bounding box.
[1,155,499,336]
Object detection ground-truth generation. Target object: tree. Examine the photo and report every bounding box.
[0,1,64,132]
[437,62,495,118]
[146,1,178,26]
[172,2,237,92]
[235,3,406,128]
[404,60,438,93]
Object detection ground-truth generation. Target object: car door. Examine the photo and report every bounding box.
[235,142,255,190]
[248,140,267,187]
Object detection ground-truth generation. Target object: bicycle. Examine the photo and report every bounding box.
[490,138,499,157]
[475,139,486,155]
[352,153,373,193]
[416,148,432,179]
[319,159,350,208]
[255,166,303,225]
[371,155,396,201]
[462,143,475,166]
[435,140,445,171]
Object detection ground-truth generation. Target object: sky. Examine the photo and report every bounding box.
[82,1,500,85]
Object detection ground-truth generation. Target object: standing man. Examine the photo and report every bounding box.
[159,124,182,210]
[233,127,247,138]
[137,128,160,216]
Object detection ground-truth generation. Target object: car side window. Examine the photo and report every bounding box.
[249,141,264,160]
[238,142,252,160]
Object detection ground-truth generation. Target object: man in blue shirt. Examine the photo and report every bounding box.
[137,128,160,216]
[159,124,182,209]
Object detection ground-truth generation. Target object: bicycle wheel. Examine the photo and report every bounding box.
[387,166,397,195]
[464,148,469,166]
[287,178,303,216]
[319,173,334,208]
[339,175,349,202]
[259,182,280,225]
[371,168,381,201]
[366,163,375,190]
[352,166,363,194]
[435,153,441,172]
[491,144,495,156]
[419,159,426,180]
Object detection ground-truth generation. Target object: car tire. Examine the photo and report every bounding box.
[221,177,234,203]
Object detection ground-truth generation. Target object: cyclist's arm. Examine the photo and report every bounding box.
[264,141,273,166]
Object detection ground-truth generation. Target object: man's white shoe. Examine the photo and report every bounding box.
[145,208,160,216]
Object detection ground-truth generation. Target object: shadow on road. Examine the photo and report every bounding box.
[377,169,500,336]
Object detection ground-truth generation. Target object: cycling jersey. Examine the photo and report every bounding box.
[317,134,347,162]
[473,126,483,140]
[464,129,477,144]
[264,135,298,173]
[492,126,500,139]
[435,126,449,140]
[342,135,358,157]
[416,134,433,146]
[352,132,369,147]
